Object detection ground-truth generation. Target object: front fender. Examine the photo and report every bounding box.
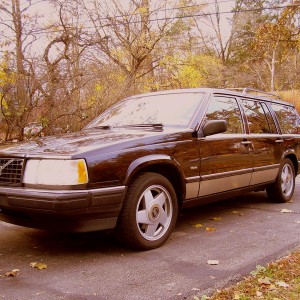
[125,154,185,187]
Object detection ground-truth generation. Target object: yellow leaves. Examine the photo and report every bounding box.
[1,262,47,279]
[193,223,203,228]
[233,293,241,299]
[1,99,8,110]
[176,65,205,88]
[30,262,47,270]
[193,216,221,231]
[159,53,223,89]
[111,49,127,64]
[0,60,15,86]
[134,6,148,15]
[205,227,216,232]
[95,83,104,92]
[252,13,297,60]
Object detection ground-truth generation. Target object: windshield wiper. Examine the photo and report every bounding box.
[120,123,163,129]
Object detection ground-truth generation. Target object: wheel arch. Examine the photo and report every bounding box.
[283,151,299,175]
[125,155,186,206]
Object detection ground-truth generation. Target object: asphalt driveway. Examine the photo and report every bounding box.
[1,180,300,300]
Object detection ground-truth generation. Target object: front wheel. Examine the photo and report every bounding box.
[266,158,295,203]
[116,172,178,250]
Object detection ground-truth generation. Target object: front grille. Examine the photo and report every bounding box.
[0,158,24,185]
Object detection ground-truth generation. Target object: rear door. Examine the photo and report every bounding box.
[240,99,282,185]
[198,95,252,197]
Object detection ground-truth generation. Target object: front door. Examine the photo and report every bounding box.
[198,95,253,197]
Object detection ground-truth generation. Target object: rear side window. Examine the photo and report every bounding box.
[205,96,243,133]
[271,104,300,134]
[241,100,275,134]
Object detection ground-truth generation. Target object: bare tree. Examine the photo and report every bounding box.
[0,0,42,140]
[77,0,188,98]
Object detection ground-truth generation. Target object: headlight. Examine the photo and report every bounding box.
[23,159,88,186]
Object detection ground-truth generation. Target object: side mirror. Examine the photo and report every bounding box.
[202,120,227,137]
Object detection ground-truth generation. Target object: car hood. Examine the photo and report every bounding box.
[0,127,190,158]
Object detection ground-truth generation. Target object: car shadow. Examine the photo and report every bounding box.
[7,192,268,255]
[1,191,270,257]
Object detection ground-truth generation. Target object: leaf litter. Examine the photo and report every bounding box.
[30,262,47,270]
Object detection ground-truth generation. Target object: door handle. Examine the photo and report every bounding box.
[275,139,284,143]
[241,140,252,145]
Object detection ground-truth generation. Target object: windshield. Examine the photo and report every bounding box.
[86,92,204,128]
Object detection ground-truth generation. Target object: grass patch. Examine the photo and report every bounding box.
[279,90,300,112]
[202,247,300,300]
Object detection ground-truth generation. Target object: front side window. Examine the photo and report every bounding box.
[242,100,272,134]
[86,92,204,128]
[205,96,243,133]
[271,104,300,134]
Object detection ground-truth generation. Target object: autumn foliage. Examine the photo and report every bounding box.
[0,0,299,141]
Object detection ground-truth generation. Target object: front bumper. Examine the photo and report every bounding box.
[0,185,127,232]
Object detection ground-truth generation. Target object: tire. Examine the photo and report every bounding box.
[116,172,178,250]
[266,158,295,203]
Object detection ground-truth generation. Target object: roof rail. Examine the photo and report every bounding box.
[228,88,282,100]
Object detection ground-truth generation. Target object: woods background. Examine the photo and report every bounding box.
[0,0,299,141]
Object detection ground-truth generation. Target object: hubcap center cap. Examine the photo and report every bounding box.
[149,204,160,221]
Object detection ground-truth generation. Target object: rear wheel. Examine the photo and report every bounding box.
[117,172,178,250]
[266,158,295,203]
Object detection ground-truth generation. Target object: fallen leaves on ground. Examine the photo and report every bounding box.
[210,217,222,221]
[207,246,300,300]
[193,223,203,228]
[207,260,219,265]
[5,269,19,277]
[30,262,47,270]
[205,227,216,231]
[257,277,272,285]
[231,211,244,216]
[281,208,292,213]
[275,281,289,288]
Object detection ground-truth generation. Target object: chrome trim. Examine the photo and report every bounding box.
[186,182,200,199]
[27,154,73,159]
[201,168,253,181]
[186,176,201,183]
[250,167,279,185]
[0,185,126,195]
[253,164,279,172]
[199,173,251,197]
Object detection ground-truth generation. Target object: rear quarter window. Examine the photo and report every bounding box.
[241,100,275,134]
[271,104,300,134]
